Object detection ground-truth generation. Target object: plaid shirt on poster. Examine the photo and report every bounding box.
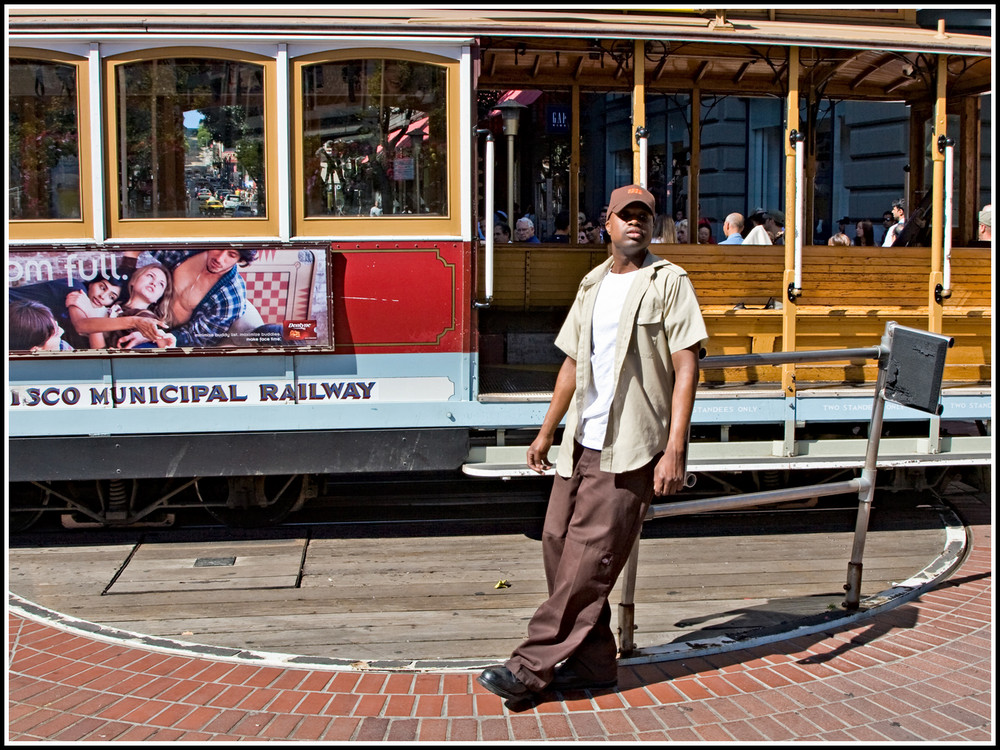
[149,250,247,347]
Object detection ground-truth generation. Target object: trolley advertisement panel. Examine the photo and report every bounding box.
[8,245,330,353]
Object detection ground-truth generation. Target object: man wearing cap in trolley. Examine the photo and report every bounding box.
[478,185,707,703]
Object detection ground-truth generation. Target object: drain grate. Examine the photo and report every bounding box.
[194,557,236,568]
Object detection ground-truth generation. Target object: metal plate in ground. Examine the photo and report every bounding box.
[105,538,306,594]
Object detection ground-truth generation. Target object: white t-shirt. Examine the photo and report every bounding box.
[883,218,904,247]
[579,270,637,449]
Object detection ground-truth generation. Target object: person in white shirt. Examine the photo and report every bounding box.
[882,201,906,246]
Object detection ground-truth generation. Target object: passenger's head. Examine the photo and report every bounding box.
[652,214,677,243]
[514,217,535,241]
[493,222,511,243]
[764,210,785,240]
[9,300,64,352]
[828,233,851,246]
[855,219,874,246]
[583,218,602,244]
[676,219,689,243]
[979,204,991,240]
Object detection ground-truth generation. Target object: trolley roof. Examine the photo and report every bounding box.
[8,7,993,102]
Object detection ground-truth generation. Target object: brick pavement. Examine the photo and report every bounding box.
[7,489,992,742]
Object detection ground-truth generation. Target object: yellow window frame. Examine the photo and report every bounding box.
[8,47,94,241]
[103,47,279,239]
[292,49,461,238]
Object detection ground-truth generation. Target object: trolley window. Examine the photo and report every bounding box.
[294,52,459,237]
[105,49,278,238]
[9,50,93,241]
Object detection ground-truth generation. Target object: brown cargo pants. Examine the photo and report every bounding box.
[505,442,656,690]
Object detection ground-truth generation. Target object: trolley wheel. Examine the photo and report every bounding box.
[9,482,51,533]
[196,474,308,528]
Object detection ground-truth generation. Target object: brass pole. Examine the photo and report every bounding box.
[633,40,646,181]
[781,47,800,454]
[570,84,580,240]
[928,55,947,334]
[689,87,700,238]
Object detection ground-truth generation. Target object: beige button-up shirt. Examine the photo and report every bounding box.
[554,252,707,477]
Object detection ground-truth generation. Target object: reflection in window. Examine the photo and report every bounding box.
[302,59,448,217]
[9,59,81,220]
[115,58,266,219]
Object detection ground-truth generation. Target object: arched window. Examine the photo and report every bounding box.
[105,48,278,238]
[9,49,93,240]
[293,51,459,237]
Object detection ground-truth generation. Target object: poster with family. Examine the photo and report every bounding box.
[8,245,330,353]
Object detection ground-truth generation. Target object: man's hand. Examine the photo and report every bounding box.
[527,434,554,474]
[653,449,687,496]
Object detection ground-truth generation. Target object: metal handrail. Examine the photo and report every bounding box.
[474,130,495,309]
[788,128,806,300]
[701,346,883,370]
[937,135,955,302]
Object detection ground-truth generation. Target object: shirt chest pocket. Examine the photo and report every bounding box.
[634,294,665,359]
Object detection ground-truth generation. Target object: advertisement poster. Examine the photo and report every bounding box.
[8,245,330,353]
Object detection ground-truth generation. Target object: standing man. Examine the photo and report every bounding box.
[718,212,745,244]
[882,200,906,246]
[477,185,707,702]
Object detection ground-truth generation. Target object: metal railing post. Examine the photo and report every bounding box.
[843,325,892,609]
[618,531,642,655]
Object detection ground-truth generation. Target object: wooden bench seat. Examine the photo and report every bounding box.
[480,243,990,386]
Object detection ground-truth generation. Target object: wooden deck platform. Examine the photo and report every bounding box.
[7,487,962,668]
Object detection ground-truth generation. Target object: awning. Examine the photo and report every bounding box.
[490,89,542,116]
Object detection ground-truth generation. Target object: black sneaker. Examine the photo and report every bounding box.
[477,666,536,701]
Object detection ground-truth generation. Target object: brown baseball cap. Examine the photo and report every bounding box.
[607,184,655,217]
